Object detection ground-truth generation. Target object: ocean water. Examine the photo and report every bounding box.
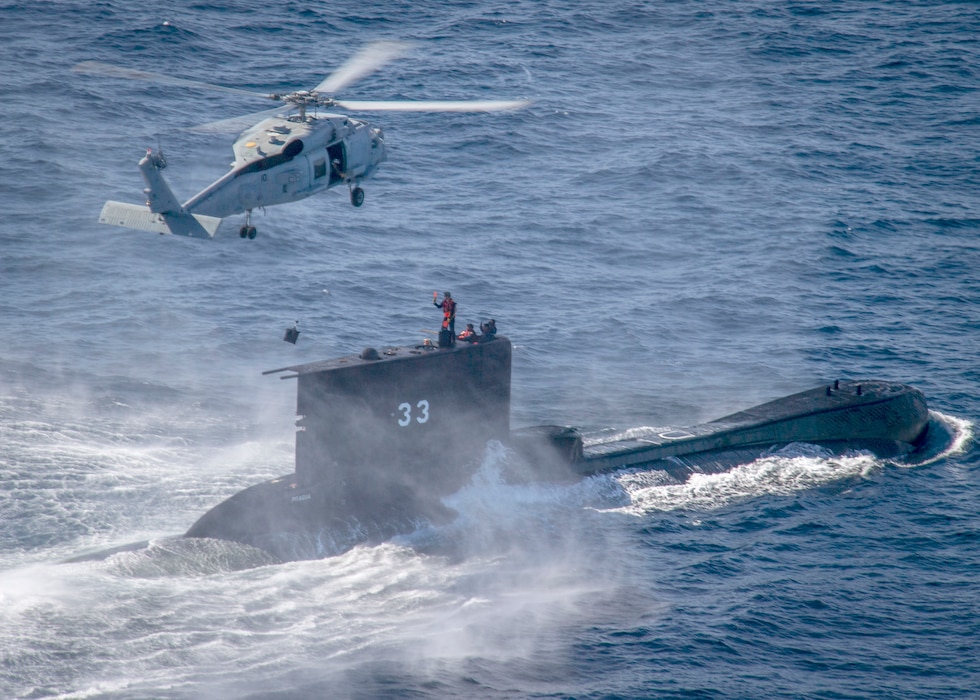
[1,1,978,698]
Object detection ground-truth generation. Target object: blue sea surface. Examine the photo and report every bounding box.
[1,1,978,698]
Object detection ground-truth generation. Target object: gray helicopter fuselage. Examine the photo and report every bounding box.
[182,113,386,219]
[84,42,527,238]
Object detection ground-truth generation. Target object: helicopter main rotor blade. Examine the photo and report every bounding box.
[313,41,415,95]
[188,105,294,134]
[335,98,532,112]
[72,61,277,101]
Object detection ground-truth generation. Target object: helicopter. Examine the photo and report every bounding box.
[74,42,529,239]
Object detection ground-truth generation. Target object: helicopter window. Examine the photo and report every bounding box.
[234,151,294,179]
[233,139,306,180]
[314,159,327,180]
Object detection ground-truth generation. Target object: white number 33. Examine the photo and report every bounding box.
[397,399,430,426]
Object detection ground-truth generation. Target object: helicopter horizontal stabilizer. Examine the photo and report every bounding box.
[99,201,222,239]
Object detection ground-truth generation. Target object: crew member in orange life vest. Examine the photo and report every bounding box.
[457,323,478,343]
[433,291,457,336]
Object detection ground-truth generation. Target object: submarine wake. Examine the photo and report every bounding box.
[614,445,880,516]
[896,411,972,467]
[608,411,968,517]
[68,410,965,570]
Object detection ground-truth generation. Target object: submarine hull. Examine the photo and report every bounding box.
[184,473,458,560]
[182,339,930,560]
[571,379,929,478]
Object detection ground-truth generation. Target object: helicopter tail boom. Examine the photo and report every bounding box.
[96,148,222,238]
[99,201,222,238]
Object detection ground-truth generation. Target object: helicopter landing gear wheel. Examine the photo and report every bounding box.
[350,186,365,207]
[240,212,257,239]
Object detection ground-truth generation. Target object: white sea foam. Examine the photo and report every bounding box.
[613,445,881,515]
[897,411,974,467]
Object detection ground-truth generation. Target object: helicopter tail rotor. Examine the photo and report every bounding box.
[98,149,221,238]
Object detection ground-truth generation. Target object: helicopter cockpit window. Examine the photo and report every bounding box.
[314,159,327,180]
[234,142,306,179]
[236,153,291,178]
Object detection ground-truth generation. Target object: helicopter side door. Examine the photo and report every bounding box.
[327,142,346,186]
[344,125,374,179]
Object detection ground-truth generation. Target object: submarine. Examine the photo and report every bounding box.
[176,330,929,561]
